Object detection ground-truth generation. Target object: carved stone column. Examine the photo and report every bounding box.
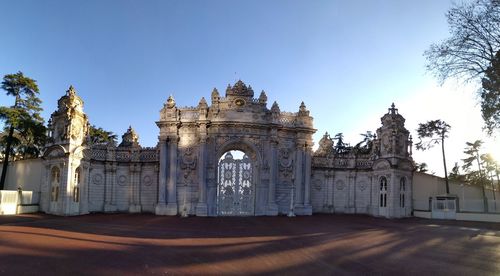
[80,162,90,215]
[129,164,141,213]
[155,138,169,215]
[166,137,178,215]
[303,145,312,215]
[104,162,117,212]
[267,140,278,215]
[196,137,208,216]
[294,144,303,209]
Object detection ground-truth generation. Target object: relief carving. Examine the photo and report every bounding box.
[279,148,294,178]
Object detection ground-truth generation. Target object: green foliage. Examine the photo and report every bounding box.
[416,119,451,193]
[0,72,45,160]
[481,51,500,135]
[415,120,450,150]
[333,133,349,153]
[415,162,429,173]
[461,139,491,210]
[353,131,375,154]
[448,162,465,182]
[88,125,117,146]
[0,72,45,189]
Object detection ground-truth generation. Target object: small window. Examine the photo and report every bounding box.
[73,186,80,202]
[74,167,81,185]
[379,177,387,207]
[51,167,60,202]
[400,177,406,208]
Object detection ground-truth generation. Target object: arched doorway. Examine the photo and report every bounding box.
[217,150,255,216]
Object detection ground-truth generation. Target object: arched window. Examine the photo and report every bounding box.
[50,166,60,202]
[379,177,387,207]
[400,177,406,208]
[73,167,81,202]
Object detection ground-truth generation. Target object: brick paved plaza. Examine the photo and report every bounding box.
[0,214,499,275]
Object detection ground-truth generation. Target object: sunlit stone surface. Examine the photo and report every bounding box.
[40,81,413,218]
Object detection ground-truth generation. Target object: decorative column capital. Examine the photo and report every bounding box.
[168,136,179,144]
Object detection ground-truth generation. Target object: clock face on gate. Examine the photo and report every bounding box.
[234,99,245,107]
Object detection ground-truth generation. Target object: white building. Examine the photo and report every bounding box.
[2,81,415,218]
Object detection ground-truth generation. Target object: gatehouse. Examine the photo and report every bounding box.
[26,80,414,217]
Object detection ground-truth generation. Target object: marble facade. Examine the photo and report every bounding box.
[39,81,413,218]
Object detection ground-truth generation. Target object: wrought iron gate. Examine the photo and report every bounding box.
[217,152,254,216]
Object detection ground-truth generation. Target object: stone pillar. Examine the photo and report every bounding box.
[129,164,141,213]
[166,137,178,215]
[155,138,169,215]
[294,144,303,209]
[303,146,312,215]
[196,138,208,216]
[80,163,90,215]
[267,140,278,215]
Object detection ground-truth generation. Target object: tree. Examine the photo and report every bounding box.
[333,133,350,154]
[354,131,375,154]
[424,0,500,133]
[416,120,451,194]
[415,162,429,173]
[462,140,489,212]
[481,50,500,134]
[449,162,466,182]
[0,117,46,159]
[481,153,498,209]
[0,72,44,190]
[88,125,117,146]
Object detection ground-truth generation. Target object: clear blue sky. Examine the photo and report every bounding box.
[4,0,495,175]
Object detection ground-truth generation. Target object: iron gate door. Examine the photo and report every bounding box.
[217,152,254,216]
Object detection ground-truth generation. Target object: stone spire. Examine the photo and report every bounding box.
[211,88,220,104]
[119,126,140,147]
[258,90,268,104]
[315,131,334,157]
[166,95,176,109]
[198,97,208,108]
[49,85,88,144]
[376,103,410,158]
[225,80,254,98]
[271,101,280,113]
[298,101,309,116]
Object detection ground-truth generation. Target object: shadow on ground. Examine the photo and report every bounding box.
[0,213,499,275]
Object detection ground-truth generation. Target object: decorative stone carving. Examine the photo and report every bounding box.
[336,180,345,190]
[359,181,367,191]
[92,174,103,185]
[279,148,294,178]
[118,175,127,185]
[119,126,140,147]
[181,147,197,184]
[314,179,322,190]
[315,132,334,157]
[166,95,176,109]
[143,175,152,186]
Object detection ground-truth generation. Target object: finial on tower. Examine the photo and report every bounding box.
[166,95,176,109]
[259,90,267,104]
[66,85,76,96]
[388,103,398,115]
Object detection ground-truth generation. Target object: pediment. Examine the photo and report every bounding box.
[43,145,66,158]
[372,159,391,171]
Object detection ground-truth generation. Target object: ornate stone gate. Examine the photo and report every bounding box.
[155,80,315,216]
[217,152,254,216]
[38,82,414,218]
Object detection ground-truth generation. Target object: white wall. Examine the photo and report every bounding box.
[0,159,43,204]
[413,172,500,213]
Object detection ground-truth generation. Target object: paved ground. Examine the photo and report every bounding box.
[0,214,499,275]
